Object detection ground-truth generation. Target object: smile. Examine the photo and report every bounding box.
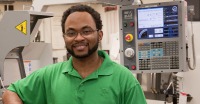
[72,43,88,51]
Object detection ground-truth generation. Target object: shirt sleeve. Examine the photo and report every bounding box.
[120,67,147,104]
[7,69,47,104]
[124,83,147,104]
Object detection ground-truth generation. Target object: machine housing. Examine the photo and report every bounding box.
[119,1,188,73]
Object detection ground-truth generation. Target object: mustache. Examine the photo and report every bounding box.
[72,42,88,47]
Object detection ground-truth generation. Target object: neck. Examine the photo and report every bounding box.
[72,52,103,78]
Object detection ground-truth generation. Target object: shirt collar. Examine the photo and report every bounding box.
[62,50,114,76]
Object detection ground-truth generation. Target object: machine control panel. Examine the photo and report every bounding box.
[120,9,137,70]
[119,1,188,73]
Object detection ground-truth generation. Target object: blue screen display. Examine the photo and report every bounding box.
[137,5,178,39]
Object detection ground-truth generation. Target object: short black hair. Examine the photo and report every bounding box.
[61,4,103,33]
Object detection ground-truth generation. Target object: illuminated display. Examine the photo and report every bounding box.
[137,5,179,39]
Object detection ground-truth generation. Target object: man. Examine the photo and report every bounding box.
[2,5,146,104]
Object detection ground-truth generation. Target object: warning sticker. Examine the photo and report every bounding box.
[15,20,27,35]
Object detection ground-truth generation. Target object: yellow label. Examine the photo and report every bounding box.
[15,20,27,35]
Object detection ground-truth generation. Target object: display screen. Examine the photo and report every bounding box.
[137,5,178,39]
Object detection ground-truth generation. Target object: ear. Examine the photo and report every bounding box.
[63,34,67,41]
[98,31,103,42]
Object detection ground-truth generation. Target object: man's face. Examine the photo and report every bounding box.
[64,12,103,59]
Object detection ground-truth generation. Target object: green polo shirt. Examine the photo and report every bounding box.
[8,50,146,104]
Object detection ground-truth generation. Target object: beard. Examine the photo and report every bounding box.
[66,41,99,59]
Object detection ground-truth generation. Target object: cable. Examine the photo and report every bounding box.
[186,6,196,70]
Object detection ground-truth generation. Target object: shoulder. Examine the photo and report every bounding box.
[40,61,69,74]
[110,62,139,85]
[99,50,133,76]
[99,50,139,85]
[111,61,133,75]
[44,61,68,71]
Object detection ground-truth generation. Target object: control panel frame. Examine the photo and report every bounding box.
[119,1,188,73]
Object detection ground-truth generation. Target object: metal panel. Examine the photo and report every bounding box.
[0,11,53,80]
[97,0,134,5]
[119,1,188,73]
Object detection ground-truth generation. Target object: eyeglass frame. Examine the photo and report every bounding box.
[63,28,99,38]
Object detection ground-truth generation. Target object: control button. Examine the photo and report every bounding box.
[123,23,127,27]
[130,22,134,27]
[124,48,135,58]
[131,65,136,70]
[125,34,134,42]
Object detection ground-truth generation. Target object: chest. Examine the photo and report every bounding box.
[46,74,121,104]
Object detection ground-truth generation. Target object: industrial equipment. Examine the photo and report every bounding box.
[0,11,53,85]
[119,1,188,73]
[119,1,195,103]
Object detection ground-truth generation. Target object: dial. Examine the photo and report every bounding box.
[124,48,135,58]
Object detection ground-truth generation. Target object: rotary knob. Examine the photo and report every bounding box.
[124,48,135,58]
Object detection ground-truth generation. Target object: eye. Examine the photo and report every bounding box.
[82,29,93,35]
[66,31,77,37]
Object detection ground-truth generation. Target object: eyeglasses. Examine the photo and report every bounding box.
[64,28,99,38]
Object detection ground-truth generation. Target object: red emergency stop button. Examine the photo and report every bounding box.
[130,22,134,27]
[132,65,136,70]
[125,34,134,42]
